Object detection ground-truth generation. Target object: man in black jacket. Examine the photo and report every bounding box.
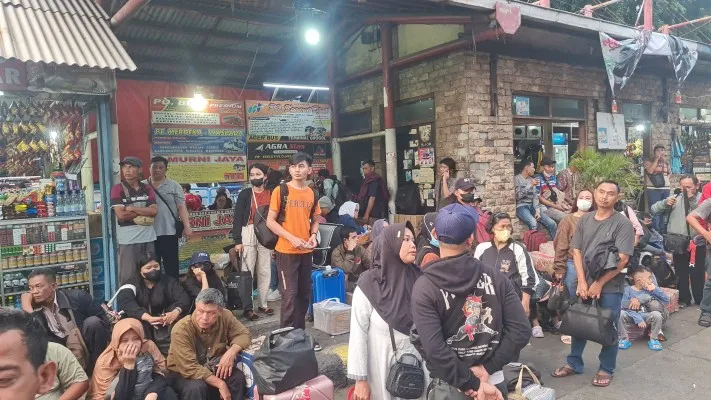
[412,203,530,399]
[21,268,110,374]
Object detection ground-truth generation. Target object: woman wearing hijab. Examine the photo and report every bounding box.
[339,201,368,234]
[117,254,191,355]
[90,318,176,400]
[347,222,427,400]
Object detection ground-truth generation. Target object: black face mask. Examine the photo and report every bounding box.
[251,178,264,187]
[461,193,476,203]
[143,269,162,282]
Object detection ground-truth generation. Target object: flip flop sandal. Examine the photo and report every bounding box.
[618,339,632,349]
[551,365,578,378]
[258,307,275,316]
[561,335,572,345]
[699,312,711,327]
[648,339,663,351]
[592,372,613,387]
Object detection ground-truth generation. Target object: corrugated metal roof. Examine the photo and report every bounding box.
[0,0,136,70]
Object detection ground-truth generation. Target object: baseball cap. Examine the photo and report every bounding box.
[434,203,477,245]
[454,178,476,191]
[542,157,556,166]
[119,156,143,168]
[318,196,334,212]
[422,212,437,236]
[190,251,211,266]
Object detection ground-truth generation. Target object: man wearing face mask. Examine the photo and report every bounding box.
[232,163,274,320]
[415,212,440,268]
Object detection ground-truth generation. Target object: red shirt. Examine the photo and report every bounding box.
[249,189,271,224]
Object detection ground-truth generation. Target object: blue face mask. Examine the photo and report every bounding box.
[430,238,440,248]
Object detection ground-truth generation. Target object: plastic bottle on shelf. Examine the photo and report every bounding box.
[70,191,79,216]
[56,192,64,217]
[78,191,86,215]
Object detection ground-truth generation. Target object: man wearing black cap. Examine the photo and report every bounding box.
[110,156,158,284]
[411,203,530,399]
[536,157,569,223]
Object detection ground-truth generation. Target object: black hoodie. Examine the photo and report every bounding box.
[411,253,531,392]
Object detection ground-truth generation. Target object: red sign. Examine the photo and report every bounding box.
[0,59,27,90]
[496,2,521,35]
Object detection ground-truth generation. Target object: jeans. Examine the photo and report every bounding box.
[646,188,670,232]
[566,292,623,375]
[700,254,711,314]
[516,205,557,239]
[270,257,279,291]
[564,259,578,298]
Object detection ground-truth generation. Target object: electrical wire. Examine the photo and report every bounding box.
[655,0,711,43]
[238,42,260,100]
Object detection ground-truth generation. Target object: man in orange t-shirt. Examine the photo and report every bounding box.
[266,152,321,332]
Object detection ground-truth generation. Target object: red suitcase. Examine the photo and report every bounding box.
[523,230,547,252]
[255,375,334,400]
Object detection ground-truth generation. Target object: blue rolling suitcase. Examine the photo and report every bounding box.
[309,268,346,318]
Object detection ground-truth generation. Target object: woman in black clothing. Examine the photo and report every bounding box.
[265,170,283,191]
[117,254,190,355]
[208,188,233,210]
[182,251,227,304]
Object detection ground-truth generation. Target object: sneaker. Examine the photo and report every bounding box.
[267,289,282,302]
[532,326,544,338]
[314,341,322,352]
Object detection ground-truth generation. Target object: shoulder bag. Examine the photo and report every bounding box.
[149,179,185,237]
[540,174,558,203]
[647,172,666,188]
[121,183,155,226]
[558,297,617,346]
[663,192,691,254]
[385,326,425,399]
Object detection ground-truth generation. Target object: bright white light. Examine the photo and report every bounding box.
[263,83,329,91]
[0,91,5,96]
[305,28,320,45]
[189,93,208,111]
[635,124,645,132]
[49,131,58,140]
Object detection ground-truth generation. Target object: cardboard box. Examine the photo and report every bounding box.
[88,212,103,238]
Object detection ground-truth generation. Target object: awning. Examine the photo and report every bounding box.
[0,0,137,71]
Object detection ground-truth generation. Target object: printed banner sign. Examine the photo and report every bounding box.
[247,142,331,160]
[178,210,234,273]
[253,158,333,175]
[151,97,245,127]
[246,101,331,142]
[150,97,247,183]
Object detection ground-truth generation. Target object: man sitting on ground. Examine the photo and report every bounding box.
[21,268,110,374]
[618,266,670,351]
[331,227,371,291]
[38,342,89,400]
[167,288,252,400]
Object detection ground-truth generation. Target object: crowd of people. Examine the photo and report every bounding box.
[4,146,711,400]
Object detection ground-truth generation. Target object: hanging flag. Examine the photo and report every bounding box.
[599,31,650,95]
[666,35,698,88]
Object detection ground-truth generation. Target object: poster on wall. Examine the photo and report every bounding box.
[246,101,331,142]
[178,210,234,273]
[150,97,247,183]
[513,96,530,116]
[596,112,626,150]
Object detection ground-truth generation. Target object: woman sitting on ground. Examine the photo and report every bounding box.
[117,254,191,355]
[339,201,368,234]
[208,188,233,210]
[182,251,227,305]
[90,318,177,400]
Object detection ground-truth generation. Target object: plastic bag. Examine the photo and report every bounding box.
[546,283,569,312]
[252,328,319,395]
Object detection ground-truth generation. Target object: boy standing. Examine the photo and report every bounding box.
[266,152,320,332]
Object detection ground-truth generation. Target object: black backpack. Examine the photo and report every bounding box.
[253,183,318,249]
[396,181,422,214]
[331,178,352,208]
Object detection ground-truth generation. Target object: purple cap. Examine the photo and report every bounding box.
[434,203,477,245]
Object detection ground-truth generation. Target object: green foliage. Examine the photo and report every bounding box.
[521,0,711,43]
[570,148,643,197]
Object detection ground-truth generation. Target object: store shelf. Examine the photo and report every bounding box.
[0,238,88,250]
[0,215,88,226]
[4,282,90,296]
[3,259,89,273]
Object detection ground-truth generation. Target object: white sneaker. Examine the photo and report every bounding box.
[267,289,281,302]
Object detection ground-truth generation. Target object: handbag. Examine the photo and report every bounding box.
[663,192,691,255]
[102,284,137,325]
[427,379,472,400]
[120,183,155,226]
[253,187,280,250]
[547,283,570,312]
[509,365,555,400]
[648,173,666,188]
[149,179,185,237]
[386,326,425,399]
[558,298,617,346]
[252,327,319,395]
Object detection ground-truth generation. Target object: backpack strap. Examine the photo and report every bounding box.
[277,183,289,224]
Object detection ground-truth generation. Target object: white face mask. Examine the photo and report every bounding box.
[577,199,593,212]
